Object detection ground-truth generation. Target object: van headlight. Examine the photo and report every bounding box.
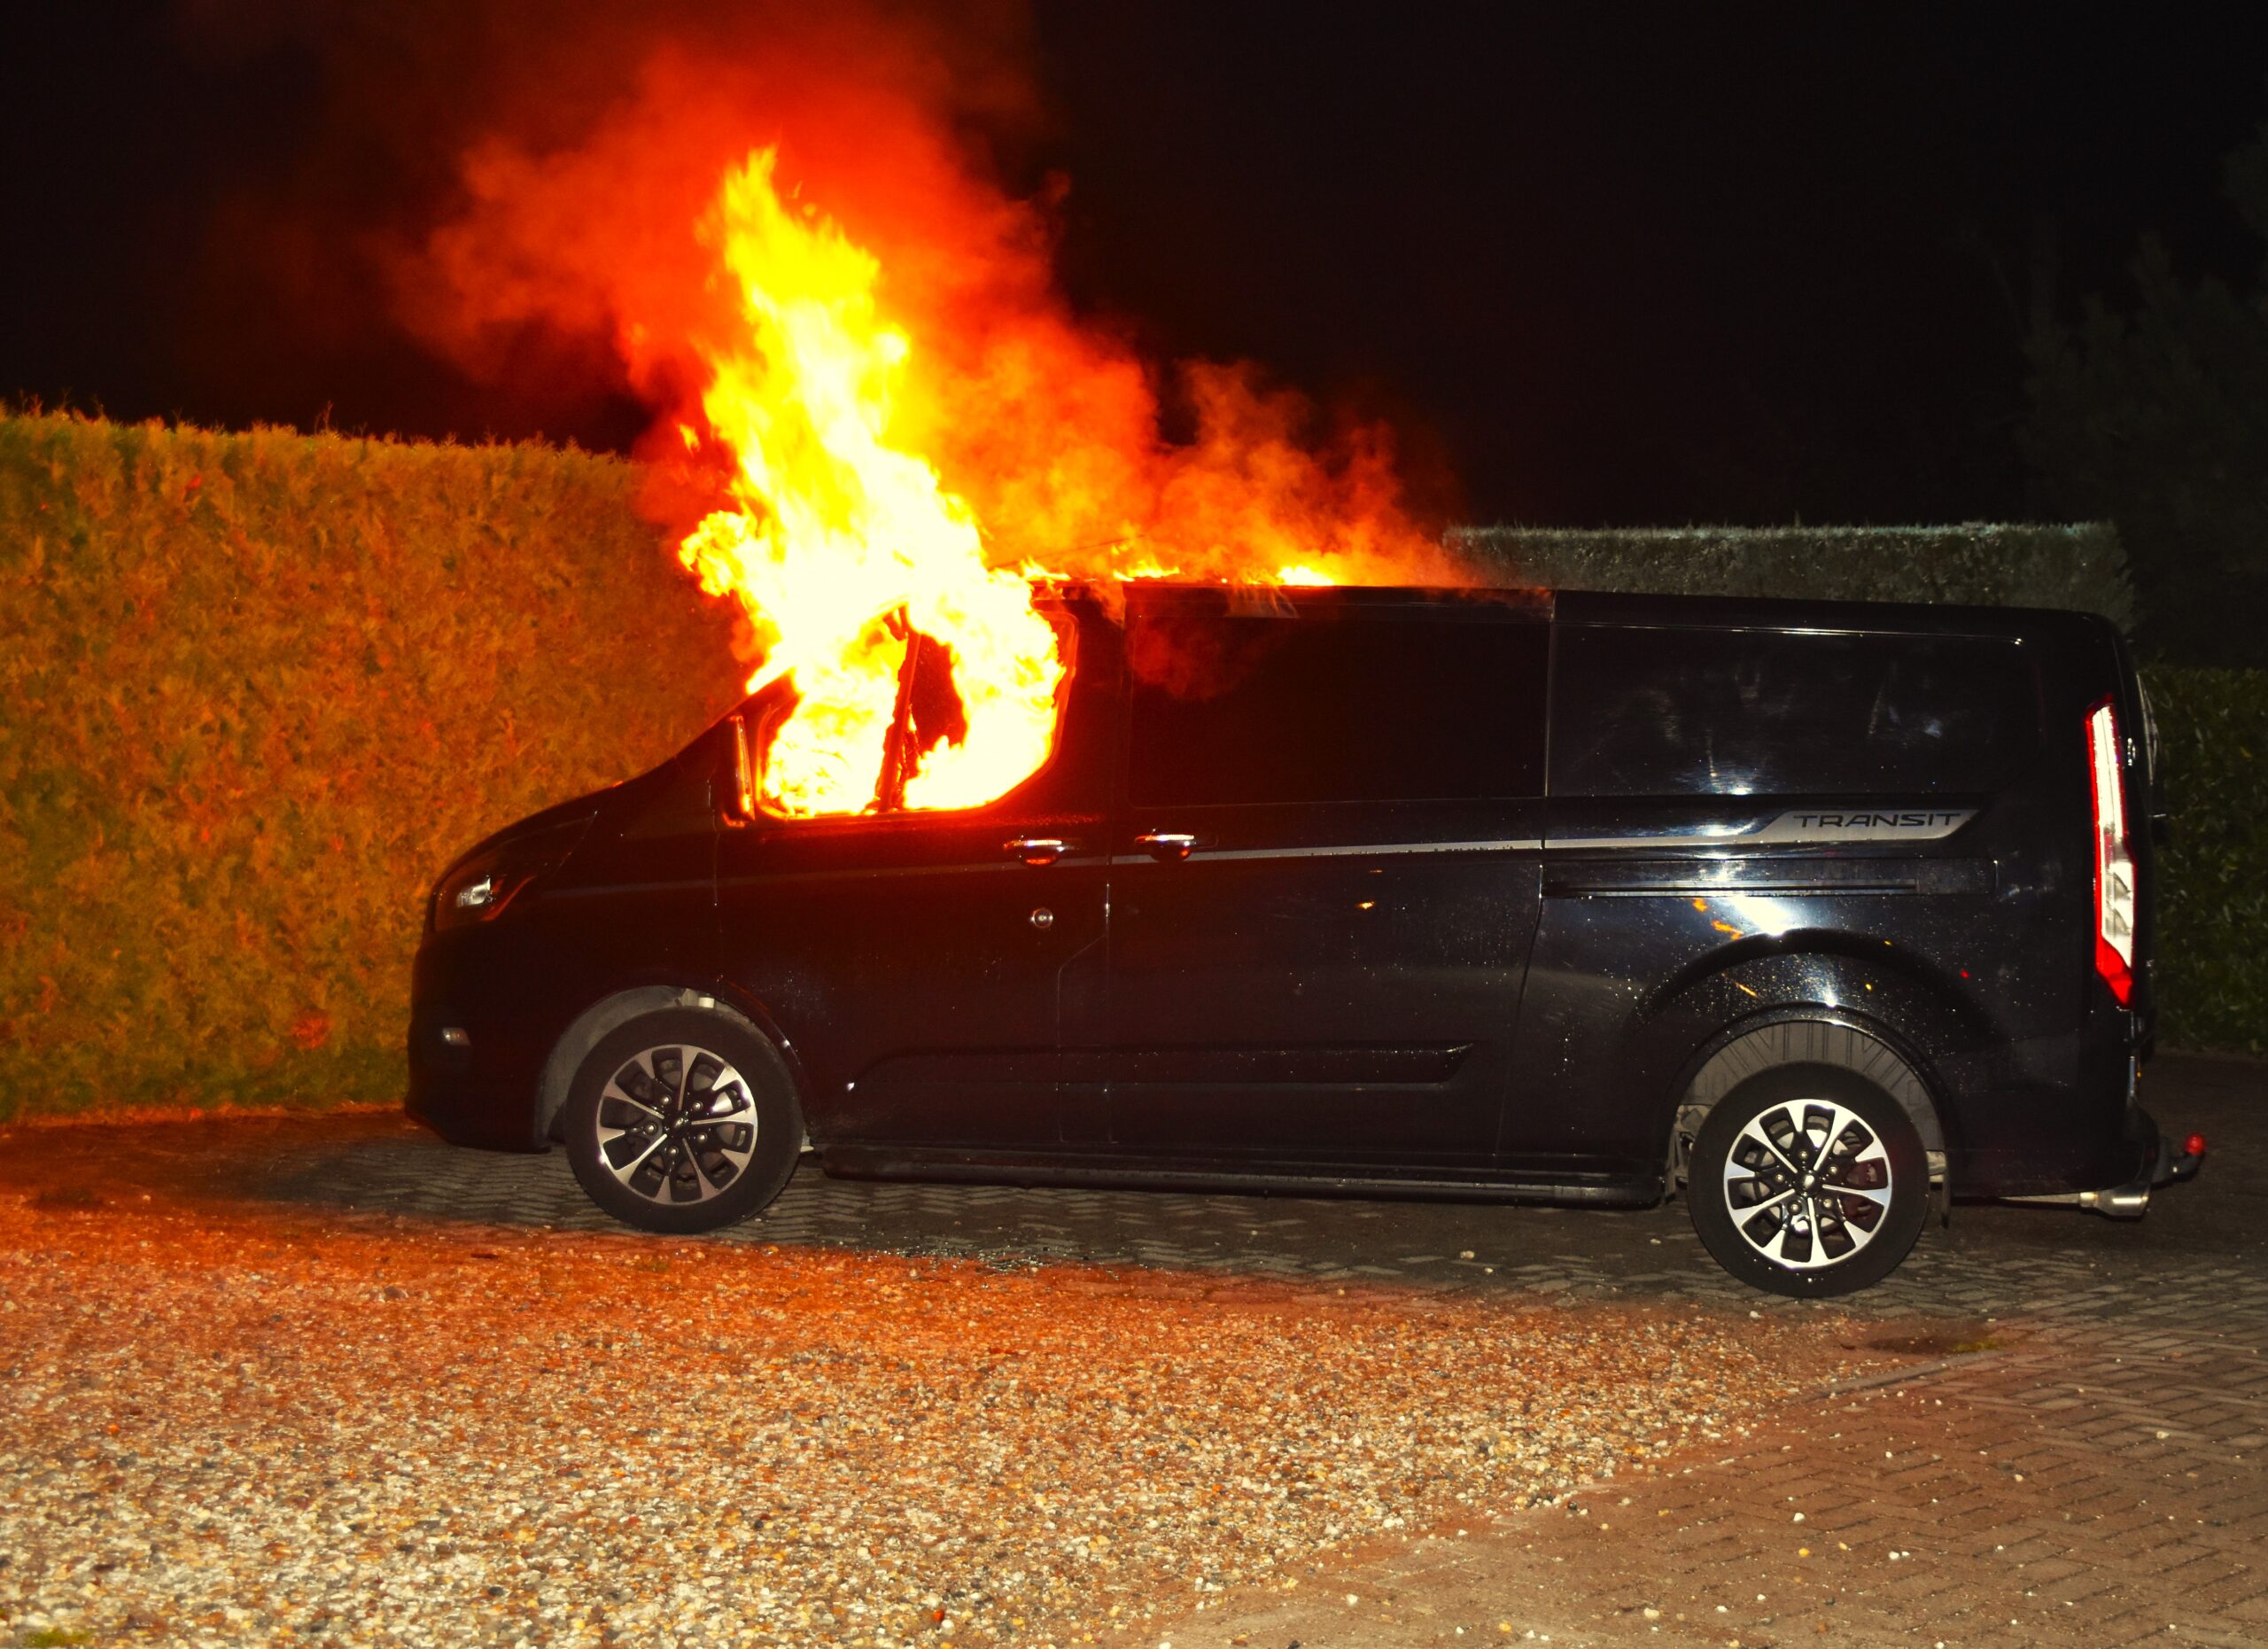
[430,816,592,932]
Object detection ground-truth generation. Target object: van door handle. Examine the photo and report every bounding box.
[1136,831,1198,862]
[1005,836,1069,867]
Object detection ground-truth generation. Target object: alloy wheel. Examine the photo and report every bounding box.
[1719,1096,1895,1270]
[592,1043,760,1206]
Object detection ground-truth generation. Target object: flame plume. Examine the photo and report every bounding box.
[397,29,1465,818]
[676,150,1460,818]
[677,152,1063,816]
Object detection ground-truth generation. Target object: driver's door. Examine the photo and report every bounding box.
[713,603,1118,1152]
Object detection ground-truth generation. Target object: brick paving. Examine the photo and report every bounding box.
[1174,1320,2268,1648]
[82,1052,2268,1645]
[1146,1053,2268,1648]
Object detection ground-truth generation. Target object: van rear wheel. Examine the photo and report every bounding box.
[1688,1063,1928,1297]
[563,1007,803,1234]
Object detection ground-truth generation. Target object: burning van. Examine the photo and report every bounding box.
[408,581,2198,1295]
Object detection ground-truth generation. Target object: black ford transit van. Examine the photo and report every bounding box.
[408,584,2198,1295]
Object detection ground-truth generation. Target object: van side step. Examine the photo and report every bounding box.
[818,1147,1665,1209]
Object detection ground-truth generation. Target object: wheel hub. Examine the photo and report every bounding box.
[1720,1098,1894,1271]
[592,1043,760,1206]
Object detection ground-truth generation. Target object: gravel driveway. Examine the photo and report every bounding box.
[0,1124,1879,1649]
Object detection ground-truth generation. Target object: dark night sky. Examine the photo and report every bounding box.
[4,4,2266,528]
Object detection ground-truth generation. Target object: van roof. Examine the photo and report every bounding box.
[1052,579,2117,641]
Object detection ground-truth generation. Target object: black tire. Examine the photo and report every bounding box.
[562,1007,804,1235]
[1688,1062,1929,1297]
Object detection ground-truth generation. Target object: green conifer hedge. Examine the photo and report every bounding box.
[2145,667,2267,1054]
[0,414,741,1118]
[1453,522,2137,629]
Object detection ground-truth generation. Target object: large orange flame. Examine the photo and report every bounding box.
[676,152,1060,816]
[395,30,1468,819]
[678,148,1459,817]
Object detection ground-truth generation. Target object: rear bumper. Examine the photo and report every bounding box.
[2005,1105,2205,1217]
[1947,1011,2148,1196]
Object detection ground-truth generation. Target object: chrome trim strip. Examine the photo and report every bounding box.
[718,858,1109,891]
[715,809,1974,883]
[1111,838,1542,866]
[1550,807,1975,852]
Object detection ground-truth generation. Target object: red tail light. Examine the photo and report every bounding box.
[2086,698,2136,1007]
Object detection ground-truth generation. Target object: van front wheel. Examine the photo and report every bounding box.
[563,1007,804,1234]
[1688,1063,1928,1297]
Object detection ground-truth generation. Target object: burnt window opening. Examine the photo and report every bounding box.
[750,604,1075,818]
[874,620,971,813]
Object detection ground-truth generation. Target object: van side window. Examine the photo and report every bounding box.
[1551,625,2039,797]
[1129,609,1549,805]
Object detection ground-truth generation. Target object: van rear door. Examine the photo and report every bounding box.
[1519,600,2047,1175]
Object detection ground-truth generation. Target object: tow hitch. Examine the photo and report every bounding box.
[2009,1112,2206,1218]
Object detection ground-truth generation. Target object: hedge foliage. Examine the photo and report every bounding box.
[2145,666,2268,1054]
[1453,522,2137,630]
[0,413,741,1119]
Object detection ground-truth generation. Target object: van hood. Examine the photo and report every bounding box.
[436,726,720,886]
[464,786,619,859]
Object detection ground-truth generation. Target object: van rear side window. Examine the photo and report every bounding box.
[1130,610,1549,806]
[1551,626,2039,797]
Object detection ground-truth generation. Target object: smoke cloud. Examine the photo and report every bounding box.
[178,0,1454,579]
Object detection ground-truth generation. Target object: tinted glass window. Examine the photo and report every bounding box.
[1552,626,2039,797]
[1128,608,1548,805]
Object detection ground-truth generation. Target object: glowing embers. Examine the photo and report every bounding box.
[1720,1100,1894,1269]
